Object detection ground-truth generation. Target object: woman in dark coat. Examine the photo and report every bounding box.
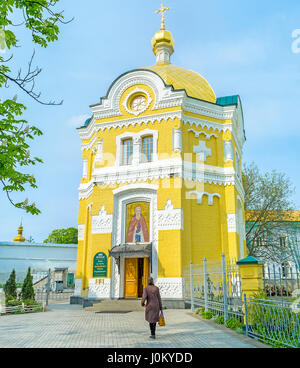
[141,277,163,339]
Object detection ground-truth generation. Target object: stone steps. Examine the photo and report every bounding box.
[85,299,145,313]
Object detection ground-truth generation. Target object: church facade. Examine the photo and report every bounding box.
[75,14,247,304]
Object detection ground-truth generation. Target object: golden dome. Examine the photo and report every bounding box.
[13,224,25,243]
[152,29,174,50]
[143,63,217,103]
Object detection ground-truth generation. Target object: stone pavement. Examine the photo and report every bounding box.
[0,303,264,348]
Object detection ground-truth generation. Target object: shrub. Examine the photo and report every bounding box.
[23,299,37,306]
[225,317,243,330]
[4,270,17,299]
[216,315,224,325]
[196,307,204,315]
[20,268,35,301]
[202,311,213,319]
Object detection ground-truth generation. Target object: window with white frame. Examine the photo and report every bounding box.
[121,138,133,166]
[141,135,153,163]
[116,129,158,167]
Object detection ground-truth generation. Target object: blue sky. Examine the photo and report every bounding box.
[1,0,300,242]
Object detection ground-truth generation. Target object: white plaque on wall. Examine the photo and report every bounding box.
[157,200,183,230]
[92,205,113,234]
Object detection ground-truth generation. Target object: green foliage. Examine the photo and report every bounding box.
[0,99,43,214]
[252,289,268,300]
[5,298,22,307]
[0,0,70,214]
[3,269,17,299]
[43,227,78,244]
[23,299,37,306]
[196,307,204,315]
[248,299,300,348]
[225,317,243,330]
[216,315,225,325]
[201,311,213,320]
[20,267,35,301]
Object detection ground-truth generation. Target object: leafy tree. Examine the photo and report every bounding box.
[20,267,35,301]
[243,162,296,263]
[44,227,78,244]
[0,0,72,215]
[4,269,17,299]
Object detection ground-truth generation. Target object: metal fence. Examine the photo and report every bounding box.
[183,253,244,324]
[263,263,300,298]
[184,254,300,348]
[0,303,44,316]
[244,296,300,348]
[34,289,74,304]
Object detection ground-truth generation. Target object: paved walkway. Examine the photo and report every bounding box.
[0,304,262,348]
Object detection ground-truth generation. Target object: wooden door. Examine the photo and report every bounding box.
[125,258,138,299]
[142,258,150,291]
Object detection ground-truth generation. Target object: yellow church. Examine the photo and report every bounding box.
[74,4,247,306]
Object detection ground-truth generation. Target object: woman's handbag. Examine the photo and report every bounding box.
[158,311,165,326]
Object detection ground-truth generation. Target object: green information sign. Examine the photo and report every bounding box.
[93,252,108,278]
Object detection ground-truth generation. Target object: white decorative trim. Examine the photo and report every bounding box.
[92,206,113,234]
[156,278,184,299]
[227,214,237,233]
[188,191,221,206]
[78,180,94,200]
[94,139,103,162]
[88,278,111,299]
[157,200,183,230]
[74,279,82,296]
[82,159,88,178]
[79,159,245,202]
[81,134,98,152]
[173,128,182,152]
[188,128,217,140]
[235,148,241,180]
[193,141,212,162]
[224,140,234,162]
[78,225,85,241]
[122,87,152,116]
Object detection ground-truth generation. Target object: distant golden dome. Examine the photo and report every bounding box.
[143,63,217,103]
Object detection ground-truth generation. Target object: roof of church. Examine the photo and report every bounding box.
[143,64,217,103]
[0,241,77,248]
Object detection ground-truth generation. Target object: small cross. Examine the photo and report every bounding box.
[156,2,170,30]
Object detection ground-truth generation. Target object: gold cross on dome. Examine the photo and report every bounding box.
[156,2,170,30]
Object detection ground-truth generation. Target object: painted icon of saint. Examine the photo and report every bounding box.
[126,206,149,243]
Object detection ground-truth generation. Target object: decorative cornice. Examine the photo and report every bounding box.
[79,159,245,201]
[188,128,217,140]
